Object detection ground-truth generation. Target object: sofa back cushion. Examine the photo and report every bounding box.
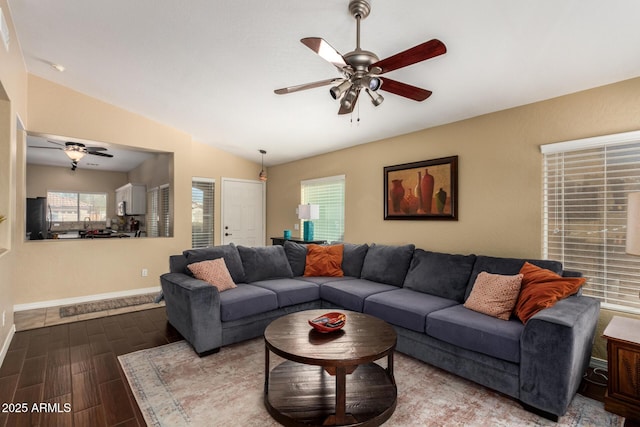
[342,243,369,277]
[183,244,246,283]
[284,241,307,276]
[360,243,415,286]
[464,255,563,301]
[403,250,476,303]
[237,245,294,282]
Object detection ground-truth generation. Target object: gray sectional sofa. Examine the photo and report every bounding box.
[159,241,600,420]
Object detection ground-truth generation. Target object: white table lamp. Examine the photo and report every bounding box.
[298,204,320,241]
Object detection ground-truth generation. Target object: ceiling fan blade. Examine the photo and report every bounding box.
[29,146,63,150]
[274,78,343,95]
[379,78,432,101]
[338,90,360,115]
[301,37,348,70]
[88,151,113,158]
[371,39,446,74]
[46,140,65,147]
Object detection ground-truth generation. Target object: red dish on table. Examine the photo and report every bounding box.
[308,312,347,333]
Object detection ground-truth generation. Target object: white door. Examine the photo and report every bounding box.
[221,178,265,246]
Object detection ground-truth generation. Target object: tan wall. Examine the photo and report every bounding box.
[10,75,261,306]
[0,0,29,355]
[267,77,640,361]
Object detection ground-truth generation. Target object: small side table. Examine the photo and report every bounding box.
[603,316,640,422]
[271,237,326,246]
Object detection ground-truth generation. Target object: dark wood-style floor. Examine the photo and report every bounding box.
[0,307,182,427]
[0,307,637,426]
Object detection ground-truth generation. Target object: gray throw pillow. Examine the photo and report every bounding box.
[183,244,246,283]
[237,245,294,282]
[342,243,369,277]
[360,243,415,286]
[403,250,477,303]
[284,241,308,276]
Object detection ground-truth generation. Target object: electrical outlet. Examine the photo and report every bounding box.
[141,268,148,277]
[294,224,299,230]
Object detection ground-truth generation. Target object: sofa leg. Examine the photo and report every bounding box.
[519,402,559,422]
[197,347,220,357]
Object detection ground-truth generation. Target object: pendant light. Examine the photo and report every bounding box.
[258,149,267,182]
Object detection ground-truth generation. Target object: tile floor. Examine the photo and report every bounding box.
[13,300,166,331]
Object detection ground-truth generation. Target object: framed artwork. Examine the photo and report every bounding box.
[384,155,458,220]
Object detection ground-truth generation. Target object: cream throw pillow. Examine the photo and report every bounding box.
[187,258,237,292]
[464,272,523,320]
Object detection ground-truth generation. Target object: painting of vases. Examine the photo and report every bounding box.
[383,156,458,220]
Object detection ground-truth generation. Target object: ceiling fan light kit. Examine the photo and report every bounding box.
[29,140,114,170]
[275,0,446,115]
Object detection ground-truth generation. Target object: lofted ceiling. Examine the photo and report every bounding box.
[9,0,640,167]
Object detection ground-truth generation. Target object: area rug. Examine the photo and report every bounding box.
[118,338,623,427]
[59,293,160,317]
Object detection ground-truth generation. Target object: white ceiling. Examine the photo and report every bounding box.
[9,0,640,167]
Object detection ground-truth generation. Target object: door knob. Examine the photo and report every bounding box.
[225,233,232,236]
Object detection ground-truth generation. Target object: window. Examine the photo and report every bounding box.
[192,178,215,248]
[47,191,107,222]
[147,184,171,237]
[542,131,640,313]
[301,175,345,242]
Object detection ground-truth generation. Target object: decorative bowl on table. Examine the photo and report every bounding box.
[308,312,346,333]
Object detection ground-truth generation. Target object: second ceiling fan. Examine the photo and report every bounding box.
[274,0,447,115]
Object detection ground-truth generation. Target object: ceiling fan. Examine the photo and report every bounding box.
[274,0,447,115]
[29,140,114,170]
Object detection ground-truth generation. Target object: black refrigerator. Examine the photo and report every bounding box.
[26,197,49,240]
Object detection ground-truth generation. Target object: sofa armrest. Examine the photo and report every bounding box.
[160,272,222,355]
[519,295,600,417]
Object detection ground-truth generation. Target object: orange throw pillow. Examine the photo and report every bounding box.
[514,262,586,324]
[304,244,344,277]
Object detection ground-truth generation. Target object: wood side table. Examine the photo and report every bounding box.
[603,316,640,422]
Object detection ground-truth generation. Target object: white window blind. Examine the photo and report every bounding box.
[192,178,215,248]
[301,175,345,242]
[542,131,640,313]
[147,187,159,237]
[160,184,171,237]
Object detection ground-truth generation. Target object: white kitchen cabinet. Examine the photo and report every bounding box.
[115,183,147,215]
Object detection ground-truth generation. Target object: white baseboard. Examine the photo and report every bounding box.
[590,356,607,371]
[13,286,162,312]
[0,324,16,368]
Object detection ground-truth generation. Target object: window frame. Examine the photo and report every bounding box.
[300,174,346,242]
[192,177,215,248]
[541,130,640,314]
[47,190,108,223]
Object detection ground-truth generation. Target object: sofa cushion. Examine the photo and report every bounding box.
[187,258,237,292]
[284,241,308,276]
[360,243,415,286]
[219,284,278,322]
[403,250,476,302]
[237,245,293,282]
[183,244,246,283]
[249,278,320,308]
[342,243,369,277]
[363,288,459,333]
[426,304,524,363]
[320,278,397,312]
[304,244,344,277]
[464,256,563,300]
[515,262,586,324]
[464,272,523,320]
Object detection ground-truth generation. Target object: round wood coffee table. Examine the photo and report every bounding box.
[264,309,397,427]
